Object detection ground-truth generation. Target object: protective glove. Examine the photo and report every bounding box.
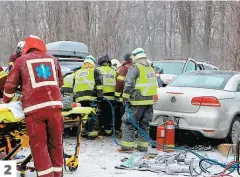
[122,98,129,107]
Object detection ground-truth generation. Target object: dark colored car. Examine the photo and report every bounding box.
[46,41,89,75]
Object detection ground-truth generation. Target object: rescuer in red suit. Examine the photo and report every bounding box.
[3,35,64,177]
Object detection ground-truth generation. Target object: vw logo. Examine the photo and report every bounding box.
[171,96,176,103]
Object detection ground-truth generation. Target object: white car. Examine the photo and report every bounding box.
[197,61,219,70]
[153,59,219,86]
[153,58,198,86]
[152,70,240,144]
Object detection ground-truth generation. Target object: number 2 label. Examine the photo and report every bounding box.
[0,161,16,177]
[5,165,12,175]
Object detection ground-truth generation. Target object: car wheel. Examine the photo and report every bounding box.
[229,117,240,144]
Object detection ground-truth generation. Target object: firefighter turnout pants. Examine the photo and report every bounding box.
[121,105,153,151]
[25,108,63,177]
[114,102,124,131]
[98,100,114,136]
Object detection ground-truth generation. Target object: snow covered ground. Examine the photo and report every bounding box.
[18,136,239,177]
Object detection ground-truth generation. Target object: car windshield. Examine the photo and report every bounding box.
[56,57,84,71]
[60,66,71,74]
[153,61,185,75]
[168,72,233,90]
[59,61,83,70]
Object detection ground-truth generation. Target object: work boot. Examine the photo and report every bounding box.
[119,141,136,152]
[104,129,112,136]
[137,141,149,152]
[87,130,99,139]
[137,146,148,152]
[117,146,134,152]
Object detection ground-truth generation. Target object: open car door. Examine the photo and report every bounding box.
[182,58,198,73]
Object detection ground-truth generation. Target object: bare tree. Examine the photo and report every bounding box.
[177,1,192,57]
[0,1,238,70]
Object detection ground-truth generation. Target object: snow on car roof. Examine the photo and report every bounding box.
[46,41,89,58]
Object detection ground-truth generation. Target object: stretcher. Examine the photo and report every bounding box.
[0,102,96,176]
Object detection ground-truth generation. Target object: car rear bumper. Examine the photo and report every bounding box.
[152,109,231,139]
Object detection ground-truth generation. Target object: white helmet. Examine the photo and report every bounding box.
[111,59,121,71]
[84,55,95,65]
[16,41,25,55]
[131,48,147,62]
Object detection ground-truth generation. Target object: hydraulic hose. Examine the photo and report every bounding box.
[124,102,240,175]
[90,98,240,175]
[90,98,122,146]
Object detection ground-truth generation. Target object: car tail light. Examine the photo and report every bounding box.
[154,95,158,102]
[191,96,221,107]
[203,129,215,132]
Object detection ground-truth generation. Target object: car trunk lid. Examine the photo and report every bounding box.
[154,87,235,113]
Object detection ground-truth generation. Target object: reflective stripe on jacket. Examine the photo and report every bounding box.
[98,66,116,100]
[135,63,157,96]
[122,63,157,106]
[3,51,63,115]
[73,67,103,102]
[61,72,74,95]
[74,68,96,102]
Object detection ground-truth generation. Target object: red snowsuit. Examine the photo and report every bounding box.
[114,60,132,131]
[114,60,132,98]
[3,51,64,177]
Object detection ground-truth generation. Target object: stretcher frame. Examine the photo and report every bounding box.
[0,106,94,176]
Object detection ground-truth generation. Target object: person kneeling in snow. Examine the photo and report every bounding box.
[3,35,64,177]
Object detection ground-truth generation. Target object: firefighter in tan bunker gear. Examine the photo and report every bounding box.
[121,48,158,152]
[73,55,103,138]
[97,55,116,136]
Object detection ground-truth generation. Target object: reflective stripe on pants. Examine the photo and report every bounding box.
[25,109,63,177]
[37,167,62,177]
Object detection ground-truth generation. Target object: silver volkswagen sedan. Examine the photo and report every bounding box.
[152,70,240,144]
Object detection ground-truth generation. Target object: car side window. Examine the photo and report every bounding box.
[204,65,213,70]
[236,82,240,92]
[185,61,196,72]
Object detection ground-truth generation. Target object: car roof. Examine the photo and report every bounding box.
[185,70,239,75]
[46,41,89,58]
[153,59,187,63]
[197,61,217,66]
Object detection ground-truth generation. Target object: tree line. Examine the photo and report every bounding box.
[0,1,239,70]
